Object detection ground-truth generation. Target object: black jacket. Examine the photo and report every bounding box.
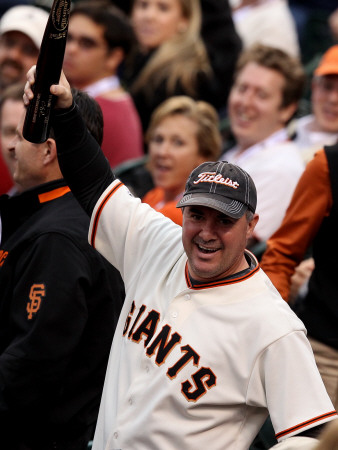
[0,179,125,449]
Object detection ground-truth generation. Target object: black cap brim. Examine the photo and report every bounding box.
[176,193,248,219]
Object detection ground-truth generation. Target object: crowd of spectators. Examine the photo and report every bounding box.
[0,0,338,449]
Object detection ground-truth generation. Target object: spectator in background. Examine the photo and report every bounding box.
[142,96,222,225]
[220,44,305,251]
[289,45,338,163]
[0,4,48,195]
[0,5,48,94]
[0,88,125,449]
[63,0,144,168]
[122,0,242,132]
[230,0,300,58]
[260,140,338,411]
[262,45,338,414]
[0,82,25,196]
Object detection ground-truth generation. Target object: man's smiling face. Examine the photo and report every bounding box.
[228,62,296,150]
[182,205,258,281]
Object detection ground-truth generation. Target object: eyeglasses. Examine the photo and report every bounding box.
[314,76,338,95]
[66,33,106,51]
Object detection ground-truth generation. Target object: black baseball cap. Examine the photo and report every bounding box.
[176,161,257,219]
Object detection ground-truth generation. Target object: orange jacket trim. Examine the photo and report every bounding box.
[38,186,71,203]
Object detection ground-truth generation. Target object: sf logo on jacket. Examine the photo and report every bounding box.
[27,283,46,320]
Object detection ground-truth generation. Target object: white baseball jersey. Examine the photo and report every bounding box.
[90,180,336,450]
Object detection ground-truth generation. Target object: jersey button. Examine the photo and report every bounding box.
[172,311,178,318]
[185,294,191,300]
[113,432,118,439]
[128,397,133,405]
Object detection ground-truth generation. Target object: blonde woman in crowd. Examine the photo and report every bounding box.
[123,0,241,131]
[143,96,222,225]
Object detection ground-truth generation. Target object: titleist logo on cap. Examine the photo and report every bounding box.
[176,161,257,218]
[194,171,240,190]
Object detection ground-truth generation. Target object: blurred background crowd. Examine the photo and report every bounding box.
[1,0,337,233]
[0,0,338,448]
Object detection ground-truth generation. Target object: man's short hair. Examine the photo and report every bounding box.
[70,0,135,56]
[235,43,306,108]
[0,82,24,116]
[50,89,104,145]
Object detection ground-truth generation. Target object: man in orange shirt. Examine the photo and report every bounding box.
[261,141,338,410]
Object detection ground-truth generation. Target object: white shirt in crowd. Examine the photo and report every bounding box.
[220,128,305,242]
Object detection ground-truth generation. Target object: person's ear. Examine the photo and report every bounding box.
[279,102,298,124]
[106,47,125,73]
[246,213,259,240]
[42,138,57,165]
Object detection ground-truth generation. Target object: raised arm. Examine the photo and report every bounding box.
[24,67,115,216]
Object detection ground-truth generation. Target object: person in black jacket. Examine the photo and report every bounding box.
[0,89,125,450]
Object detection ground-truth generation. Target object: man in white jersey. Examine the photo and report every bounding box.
[24,67,337,450]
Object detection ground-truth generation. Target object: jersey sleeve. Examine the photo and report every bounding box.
[88,181,183,283]
[0,233,92,414]
[247,330,337,441]
[260,150,332,300]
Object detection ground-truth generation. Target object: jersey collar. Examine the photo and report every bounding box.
[185,250,259,290]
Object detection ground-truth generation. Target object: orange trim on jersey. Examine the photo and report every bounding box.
[275,411,338,440]
[90,181,123,247]
[38,186,71,203]
[184,260,260,290]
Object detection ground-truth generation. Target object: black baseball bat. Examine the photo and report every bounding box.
[23,0,72,144]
